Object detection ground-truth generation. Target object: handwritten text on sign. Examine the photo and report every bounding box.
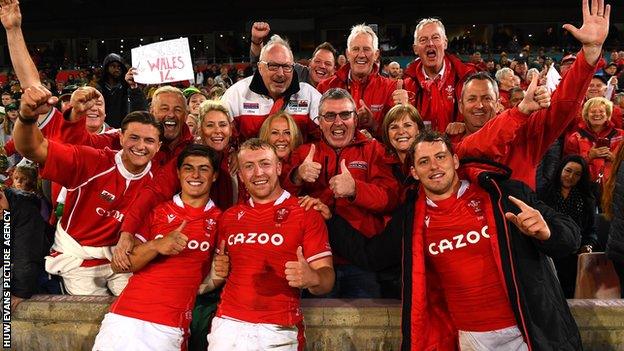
[131,38,194,84]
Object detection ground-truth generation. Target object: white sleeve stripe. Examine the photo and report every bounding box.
[134,234,147,243]
[65,166,116,191]
[307,251,332,263]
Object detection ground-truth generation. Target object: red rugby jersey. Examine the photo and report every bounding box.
[216,191,331,326]
[111,195,221,330]
[424,181,516,332]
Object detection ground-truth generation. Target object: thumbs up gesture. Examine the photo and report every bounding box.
[284,246,319,289]
[356,99,376,130]
[517,73,550,115]
[213,240,230,279]
[504,196,551,240]
[296,144,322,183]
[392,79,409,105]
[329,159,356,198]
[155,221,189,255]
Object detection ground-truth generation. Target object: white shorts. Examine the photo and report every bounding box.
[62,264,130,296]
[459,325,528,351]
[207,316,298,351]
[92,313,184,351]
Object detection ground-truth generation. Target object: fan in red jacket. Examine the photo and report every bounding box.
[316,24,407,137]
[564,96,624,185]
[402,18,477,132]
[285,88,398,297]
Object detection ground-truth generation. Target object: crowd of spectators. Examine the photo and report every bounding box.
[1,0,623,349]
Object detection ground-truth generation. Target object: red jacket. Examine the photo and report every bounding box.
[284,132,398,238]
[316,63,397,137]
[564,121,624,183]
[457,50,599,190]
[403,53,477,132]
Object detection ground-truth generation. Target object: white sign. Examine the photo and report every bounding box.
[131,38,194,84]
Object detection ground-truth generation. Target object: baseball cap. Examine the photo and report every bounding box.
[5,102,18,111]
[60,84,79,102]
[183,86,203,99]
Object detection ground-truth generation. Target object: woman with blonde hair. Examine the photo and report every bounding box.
[564,97,624,189]
[258,112,302,162]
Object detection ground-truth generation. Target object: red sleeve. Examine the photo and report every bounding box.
[524,50,601,162]
[120,158,180,234]
[563,133,584,159]
[350,142,399,213]
[455,107,530,160]
[316,79,330,94]
[302,208,332,263]
[39,140,109,188]
[612,107,623,129]
[134,210,156,243]
[58,108,120,149]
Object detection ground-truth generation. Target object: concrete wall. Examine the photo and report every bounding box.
[6,296,624,350]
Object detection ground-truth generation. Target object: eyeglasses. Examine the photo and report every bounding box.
[260,61,294,73]
[317,110,355,122]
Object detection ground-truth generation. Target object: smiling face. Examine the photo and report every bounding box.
[177,155,217,201]
[585,104,609,131]
[410,140,459,200]
[258,44,294,100]
[151,91,187,142]
[459,79,498,134]
[414,22,448,76]
[347,33,379,80]
[309,49,336,85]
[586,78,607,100]
[188,93,207,115]
[200,110,231,152]
[560,161,583,190]
[388,114,420,155]
[237,146,283,203]
[119,122,162,173]
[319,98,357,149]
[85,95,106,134]
[267,117,293,160]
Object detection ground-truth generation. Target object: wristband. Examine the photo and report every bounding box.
[18,115,38,125]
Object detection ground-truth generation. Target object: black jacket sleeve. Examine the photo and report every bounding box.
[607,165,624,263]
[326,200,410,272]
[505,181,581,258]
[128,87,148,113]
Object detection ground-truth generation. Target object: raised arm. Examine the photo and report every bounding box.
[14,85,58,163]
[0,0,40,89]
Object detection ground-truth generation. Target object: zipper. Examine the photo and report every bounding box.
[490,179,533,351]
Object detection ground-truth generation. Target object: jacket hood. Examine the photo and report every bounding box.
[101,53,128,84]
[404,52,476,83]
[334,62,382,83]
[458,158,512,184]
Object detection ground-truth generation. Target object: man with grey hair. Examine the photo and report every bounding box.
[495,67,516,108]
[285,87,399,298]
[403,18,477,132]
[222,34,321,141]
[317,24,408,137]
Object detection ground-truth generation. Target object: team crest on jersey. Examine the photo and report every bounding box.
[425,215,430,227]
[445,85,455,99]
[99,190,116,202]
[205,218,216,231]
[243,102,259,110]
[274,207,290,223]
[167,214,176,223]
[237,211,245,220]
[468,199,485,219]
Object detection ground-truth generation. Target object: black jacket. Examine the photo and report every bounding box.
[606,163,624,263]
[5,189,52,299]
[327,160,582,350]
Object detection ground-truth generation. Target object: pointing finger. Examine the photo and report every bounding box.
[508,195,531,211]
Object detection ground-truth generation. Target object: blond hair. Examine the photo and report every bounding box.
[258,112,303,154]
[582,97,613,123]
